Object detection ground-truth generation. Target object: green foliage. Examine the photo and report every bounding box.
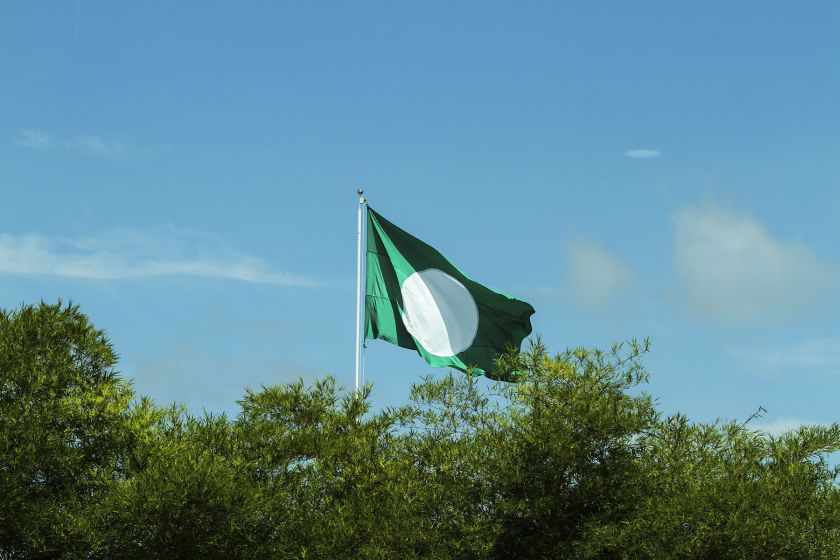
[0,302,136,558]
[90,408,266,559]
[233,378,425,559]
[592,415,840,559]
[489,340,657,559]
[2,303,840,558]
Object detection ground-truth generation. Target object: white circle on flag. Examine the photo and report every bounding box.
[400,268,479,357]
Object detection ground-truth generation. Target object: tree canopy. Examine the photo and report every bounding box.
[2,302,839,559]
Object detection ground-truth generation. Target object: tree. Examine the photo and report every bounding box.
[589,414,840,559]
[3,302,840,558]
[405,340,658,559]
[0,302,137,558]
[402,341,840,559]
[234,378,427,559]
[487,340,657,559]
[91,408,267,560]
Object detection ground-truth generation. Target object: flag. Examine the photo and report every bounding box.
[364,207,535,381]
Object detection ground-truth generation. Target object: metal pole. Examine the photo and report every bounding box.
[354,188,367,392]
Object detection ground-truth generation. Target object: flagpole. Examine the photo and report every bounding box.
[355,188,367,392]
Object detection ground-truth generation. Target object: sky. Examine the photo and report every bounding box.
[2,1,840,435]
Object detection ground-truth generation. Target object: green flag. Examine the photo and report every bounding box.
[364,207,535,381]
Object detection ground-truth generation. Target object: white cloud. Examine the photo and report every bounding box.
[15,129,55,149]
[751,417,813,437]
[0,227,317,286]
[68,135,125,159]
[14,129,128,158]
[671,206,836,322]
[564,238,633,308]
[735,337,840,375]
[624,149,661,159]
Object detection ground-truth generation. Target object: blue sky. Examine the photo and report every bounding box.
[3,2,840,434]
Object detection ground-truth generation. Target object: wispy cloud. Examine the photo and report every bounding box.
[735,337,840,375]
[0,227,317,286]
[751,417,814,437]
[671,206,837,322]
[624,149,661,159]
[67,135,125,159]
[563,238,633,309]
[15,129,55,149]
[14,129,128,159]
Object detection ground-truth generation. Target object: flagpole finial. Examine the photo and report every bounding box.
[357,188,366,204]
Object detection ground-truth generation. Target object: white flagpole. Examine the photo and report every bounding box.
[354,188,367,392]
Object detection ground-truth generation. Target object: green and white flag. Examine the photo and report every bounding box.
[365,207,535,381]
